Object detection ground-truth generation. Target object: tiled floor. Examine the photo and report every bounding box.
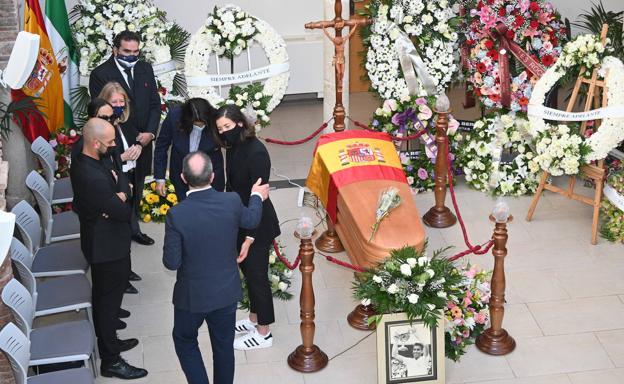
[50,91,623,383]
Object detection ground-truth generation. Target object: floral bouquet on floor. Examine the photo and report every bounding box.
[353,244,464,329]
[239,241,294,310]
[600,165,624,243]
[445,264,492,362]
[48,127,80,213]
[139,180,177,223]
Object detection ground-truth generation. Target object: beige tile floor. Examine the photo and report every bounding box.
[80,91,624,383]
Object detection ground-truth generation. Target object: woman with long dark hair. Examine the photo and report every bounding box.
[214,104,280,350]
[154,98,225,202]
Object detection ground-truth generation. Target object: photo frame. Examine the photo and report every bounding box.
[377,313,445,384]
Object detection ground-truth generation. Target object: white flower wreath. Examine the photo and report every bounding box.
[364,0,458,101]
[185,5,289,127]
[528,34,624,175]
[456,113,539,196]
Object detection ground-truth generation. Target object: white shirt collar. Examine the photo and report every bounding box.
[186,185,212,196]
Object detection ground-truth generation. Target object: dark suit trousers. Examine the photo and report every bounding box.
[91,256,131,363]
[238,241,275,325]
[173,303,237,384]
[125,169,141,236]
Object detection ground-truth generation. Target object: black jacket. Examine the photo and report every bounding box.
[154,106,225,201]
[89,56,161,174]
[226,137,280,244]
[70,153,132,264]
[163,188,263,313]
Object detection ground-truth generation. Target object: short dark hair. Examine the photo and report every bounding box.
[113,30,142,48]
[213,104,256,147]
[178,98,217,135]
[182,151,213,188]
[87,98,112,118]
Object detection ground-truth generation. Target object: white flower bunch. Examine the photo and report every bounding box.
[534,125,585,176]
[206,5,257,58]
[365,0,458,100]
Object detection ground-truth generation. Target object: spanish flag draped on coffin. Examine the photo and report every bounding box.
[307,130,425,267]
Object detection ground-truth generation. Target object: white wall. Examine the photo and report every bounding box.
[550,0,622,34]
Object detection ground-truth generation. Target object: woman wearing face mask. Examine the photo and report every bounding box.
[154,98,225,202]
[98,81,146,293]
[214,105,280,350]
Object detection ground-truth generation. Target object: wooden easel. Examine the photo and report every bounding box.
[526,25,609,245]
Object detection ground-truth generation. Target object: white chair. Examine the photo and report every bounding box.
[24,171,79,244]
[1,279,97,375]
[30,136,73,204]
[11,201,88,277]
[0,322,94,384]
[11,258,92,324]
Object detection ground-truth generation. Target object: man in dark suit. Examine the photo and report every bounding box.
[70,118,148,379]
[163,151,268,384]
[89,30,160,246]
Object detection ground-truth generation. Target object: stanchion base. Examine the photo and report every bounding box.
[347,304,377,331]
[476,328,516,355]
[315,229,344,253]
[423,206,457,228]
[287,345,329,373]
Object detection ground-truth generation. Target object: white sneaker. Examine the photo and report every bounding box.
[234,318,257,335]
[234,329,273,350]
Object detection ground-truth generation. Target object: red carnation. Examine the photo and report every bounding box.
[519,97,529,106]
[476,62,487,73]
[530,20,539,29]
[541,54,554,66]
[487,50,499,61]
[497,7,506,16]
[477,1,484,10]
[58,156,67,166]
[158,87,167,96]
[466,39,475,46]
[490,94,501,103]
[484,40,494,50]
[475,88,482,97]
[160,104,167,112]
[529,2,540,13]
[506,30,515,39]
[514,15,525,27]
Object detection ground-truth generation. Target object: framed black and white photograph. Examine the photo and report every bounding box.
[377,313,445,384]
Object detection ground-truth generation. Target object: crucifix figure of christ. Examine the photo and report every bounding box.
[305,0,372,132]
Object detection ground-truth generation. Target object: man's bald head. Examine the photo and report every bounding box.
[182,151,213,188]
[83,117,114,142]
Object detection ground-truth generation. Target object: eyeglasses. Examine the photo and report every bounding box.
[98,115,116,123]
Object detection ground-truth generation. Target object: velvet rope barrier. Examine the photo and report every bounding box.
[273,240,301,270]
[263,118,334,146]
[348,117,429,141]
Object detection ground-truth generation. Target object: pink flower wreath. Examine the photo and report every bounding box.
[461,0,567,112]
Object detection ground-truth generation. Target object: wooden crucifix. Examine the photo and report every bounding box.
[305,0,372,132]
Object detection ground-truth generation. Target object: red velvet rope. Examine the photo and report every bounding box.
[264,119,332,146]
[321,253,366,273]
[273,240,301,270]
[350,118,429,141]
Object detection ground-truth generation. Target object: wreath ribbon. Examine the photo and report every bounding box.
[391,23,437,96]
[528,105,624,120]
[488,22,546,108]
[186,62,290,87]
[604,184,624,213]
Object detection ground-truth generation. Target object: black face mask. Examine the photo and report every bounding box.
[98,141,116,159]
[220,126,243,146]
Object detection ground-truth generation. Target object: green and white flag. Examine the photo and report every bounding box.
[45,0,79,128]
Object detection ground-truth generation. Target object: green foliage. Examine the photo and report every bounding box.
[0,96,44,140]
[573,1,624,62]
[70,86,91,127]
[165,22,191,63]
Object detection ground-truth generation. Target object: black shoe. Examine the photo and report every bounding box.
[129,271,142,281]
[125,283,139,294]
[132,233,155,245]
[116,319,127,330]
[117,338,139,352]
[118,308,131,319]
[100,358,148,379]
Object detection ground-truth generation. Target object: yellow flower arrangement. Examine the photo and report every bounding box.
[140,179,177,223]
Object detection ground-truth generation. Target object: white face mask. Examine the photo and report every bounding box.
[193,124,205,130]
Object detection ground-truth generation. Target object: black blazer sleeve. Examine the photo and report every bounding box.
[144,64,161,136]
[89,67,106,100]
[84,175,132,222]
[244,147,271,239]
[154,110,175,180]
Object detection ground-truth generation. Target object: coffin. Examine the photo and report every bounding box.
[335,179,425,268]
[306,130,426,269]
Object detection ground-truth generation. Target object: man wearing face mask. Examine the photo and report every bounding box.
[89,30,161,246]
[154,98,225,202]
[70,118,149,379]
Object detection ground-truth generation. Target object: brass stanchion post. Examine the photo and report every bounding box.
[476,202,516,355]
[288,218,328,372]
[423,93,457,228]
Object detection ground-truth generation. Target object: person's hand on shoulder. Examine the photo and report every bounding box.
[251,178,269,201]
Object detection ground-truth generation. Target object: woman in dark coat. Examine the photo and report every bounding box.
[214,105,280,350]
[154,98,225,202]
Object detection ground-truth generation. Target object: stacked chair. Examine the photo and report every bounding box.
[30,137,73,205]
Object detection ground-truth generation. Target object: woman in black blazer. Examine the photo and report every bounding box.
[154,98,225,202]
[215,105,280,350]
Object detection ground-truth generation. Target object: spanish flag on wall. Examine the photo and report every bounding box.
[306,130,407,223]
[11,0,65,142]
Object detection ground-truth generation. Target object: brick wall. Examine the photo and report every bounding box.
[0,0,19,68]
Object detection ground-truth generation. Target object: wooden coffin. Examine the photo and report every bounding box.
[334,179,425,268]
